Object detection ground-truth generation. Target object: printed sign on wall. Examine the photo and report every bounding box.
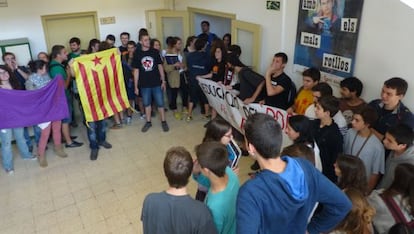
[293,0,364,79]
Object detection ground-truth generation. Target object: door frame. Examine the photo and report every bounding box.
[231,20,261,71]
[187,7,236,36]
[41,11,100,51]
[145,9,189,41]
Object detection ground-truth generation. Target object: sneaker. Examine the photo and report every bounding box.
[126,117,132,125]
[5,168,14,175]
[65,140,84,148]
[54,145,68,158]
[23,155,38,161]
[141,122,152,132]
[90,149,98,161]
[161,121,169,132]
[202,115,211,121]
[38,157,48,168]
[174,112,182,120]
[140,114,146,120]
[110,123,122,129]
[186,116,193,122]
[99,141,112,149]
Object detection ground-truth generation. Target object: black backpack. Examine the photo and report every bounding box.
[287,79,297,108]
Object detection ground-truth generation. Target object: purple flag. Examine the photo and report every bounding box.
[0,76,69,129]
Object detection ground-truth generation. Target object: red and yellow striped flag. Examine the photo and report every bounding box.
[73,48,130,122]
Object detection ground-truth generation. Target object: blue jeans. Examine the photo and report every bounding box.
[24,126,41,148]
[87,120,107,150]
[0,128,32,171]
[141,86,164,108]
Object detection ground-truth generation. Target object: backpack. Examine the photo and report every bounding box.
[380,194,414,229]
[287,79,297,108]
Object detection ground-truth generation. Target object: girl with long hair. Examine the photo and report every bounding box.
[334,154,368,195]
[333,188,375,234]
[285,115,322,171]
[368,163,414,234]
[0,65,35,173]
[26,60,67,167]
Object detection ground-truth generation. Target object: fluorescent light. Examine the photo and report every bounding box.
[401,0,414,9]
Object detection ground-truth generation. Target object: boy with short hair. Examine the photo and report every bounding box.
[119,32,130,55]
[237,113,351,234]
[369,77,414,140]
[264,52,295,110]
[288,67,320,114]
[305,82,348,136]
[105,34,116,47]
[193,141,240,234]
[132,34,169,132]
[343,105,384,192]
[377,124,414,189]
[339,77,366,127]
[313,95,343,182]
[141,146,217,234]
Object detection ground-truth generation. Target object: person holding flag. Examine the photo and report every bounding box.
[71,42,130,160]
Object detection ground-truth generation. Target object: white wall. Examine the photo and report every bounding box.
[175,0,284,72]
[0,0,164,56]
[1,0,413,109]
[176,0,414,110]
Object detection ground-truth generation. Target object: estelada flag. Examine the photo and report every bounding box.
[73,48,130,122]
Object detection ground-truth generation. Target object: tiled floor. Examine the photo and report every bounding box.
[0,111,254,234]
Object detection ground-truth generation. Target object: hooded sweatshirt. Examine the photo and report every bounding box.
[236,156,351,234]
[377,145,414,189]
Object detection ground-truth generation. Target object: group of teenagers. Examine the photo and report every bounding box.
[143,109,414,234]
[1,20,414,233]
[140,23,414,234]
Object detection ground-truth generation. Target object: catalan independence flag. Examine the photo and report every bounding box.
[73,48,130,122]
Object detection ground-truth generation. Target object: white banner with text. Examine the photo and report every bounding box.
[198,78,290,133]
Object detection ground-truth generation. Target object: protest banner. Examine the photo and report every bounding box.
[198,78,290,133]
[0,76,68,129]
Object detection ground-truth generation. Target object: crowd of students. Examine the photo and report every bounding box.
[138,21,414,233]
[1,20,414,233]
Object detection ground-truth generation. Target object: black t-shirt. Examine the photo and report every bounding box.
[238,67,265,102]
[265,72,292,110]
[119,45,128,54]
[211,60,226,83]
[132,48,162,88]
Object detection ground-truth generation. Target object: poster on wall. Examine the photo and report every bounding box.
[293,0,364,82]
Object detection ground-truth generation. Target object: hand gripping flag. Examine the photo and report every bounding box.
[73,48,130,122]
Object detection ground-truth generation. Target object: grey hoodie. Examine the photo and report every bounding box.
[377,146,414,189]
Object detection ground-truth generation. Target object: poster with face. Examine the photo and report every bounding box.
[293,0,364,80]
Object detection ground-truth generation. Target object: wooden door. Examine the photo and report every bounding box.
[41,11,100,52]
